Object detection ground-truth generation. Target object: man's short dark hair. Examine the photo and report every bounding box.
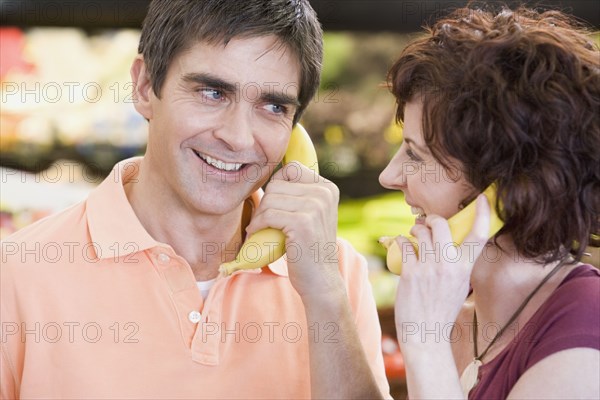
[139,0,323,124]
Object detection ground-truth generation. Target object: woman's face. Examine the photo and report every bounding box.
[379,99,476,225]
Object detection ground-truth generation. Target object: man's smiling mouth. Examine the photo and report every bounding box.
[192,150,245,172]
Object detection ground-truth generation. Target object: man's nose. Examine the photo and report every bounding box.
[214,106,255,151]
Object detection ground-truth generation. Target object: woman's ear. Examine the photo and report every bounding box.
[130,55,153,120]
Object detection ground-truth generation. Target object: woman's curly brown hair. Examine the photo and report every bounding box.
[388,6,600,263]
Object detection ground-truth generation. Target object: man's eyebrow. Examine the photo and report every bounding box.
[261,91,300,108]
[182,72,237,93]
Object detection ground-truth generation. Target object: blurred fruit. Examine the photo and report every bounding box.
[384,352,406,380]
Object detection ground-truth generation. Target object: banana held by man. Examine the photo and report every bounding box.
[380,184,504,275]
[219,124,319,276]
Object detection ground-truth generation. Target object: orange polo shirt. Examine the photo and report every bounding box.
[1,157,390,399]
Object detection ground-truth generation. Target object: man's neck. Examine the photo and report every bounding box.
[124,158,247,281]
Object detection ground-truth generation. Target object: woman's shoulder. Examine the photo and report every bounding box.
[520,264,600,366]
[551,264,600,305]
[560,263,600,281]
[531,264,599,334]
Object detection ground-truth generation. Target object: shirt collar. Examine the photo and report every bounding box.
[86,156,289,276]
[86,157,159,259]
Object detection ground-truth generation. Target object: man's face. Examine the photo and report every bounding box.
[140,35,301,216]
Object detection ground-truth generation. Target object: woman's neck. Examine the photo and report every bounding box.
[468,236,578,359]
[471,241,538,321]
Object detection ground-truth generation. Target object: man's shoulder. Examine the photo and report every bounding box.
[1,201,88,263]
[335,237,370,282]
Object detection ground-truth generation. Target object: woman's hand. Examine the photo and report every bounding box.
[394,194,492,350]
[389,194,492,399]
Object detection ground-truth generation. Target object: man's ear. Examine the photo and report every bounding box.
[130,55,153,120]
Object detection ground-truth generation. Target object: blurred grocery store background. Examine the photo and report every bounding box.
[2,1,598,395]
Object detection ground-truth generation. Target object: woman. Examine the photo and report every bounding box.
[380,6,599,399]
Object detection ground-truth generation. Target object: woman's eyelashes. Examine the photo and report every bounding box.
[406,147,423,162]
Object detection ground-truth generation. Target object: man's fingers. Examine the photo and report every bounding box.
[277,161,320,184]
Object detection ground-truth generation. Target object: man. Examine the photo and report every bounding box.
[1,1,389,398]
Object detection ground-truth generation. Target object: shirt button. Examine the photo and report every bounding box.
[188,311,202,324]
[157,253,171,264]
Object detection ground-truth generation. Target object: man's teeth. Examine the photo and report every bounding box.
[195,151,243,171]
[411,206,427,219]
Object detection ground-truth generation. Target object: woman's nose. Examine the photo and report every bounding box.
[379,151,407,190]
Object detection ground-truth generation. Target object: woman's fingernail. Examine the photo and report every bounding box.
[378,236,397,249]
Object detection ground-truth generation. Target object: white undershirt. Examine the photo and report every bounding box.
[196,278,217,300]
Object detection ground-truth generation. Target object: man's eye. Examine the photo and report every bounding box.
[265,104,287,115]
[200,89,223,101]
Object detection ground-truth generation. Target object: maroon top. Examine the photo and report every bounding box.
[469,264,600,399]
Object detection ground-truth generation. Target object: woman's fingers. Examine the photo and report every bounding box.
[394,234,419,274]
[426,215,459,264]
[459,194,492,266]
[409,224,432,263]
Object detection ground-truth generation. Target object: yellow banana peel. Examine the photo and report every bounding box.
[219,123,319,276]
[380,184,504,275]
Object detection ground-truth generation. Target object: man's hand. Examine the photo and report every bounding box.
[245,161,342,299]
